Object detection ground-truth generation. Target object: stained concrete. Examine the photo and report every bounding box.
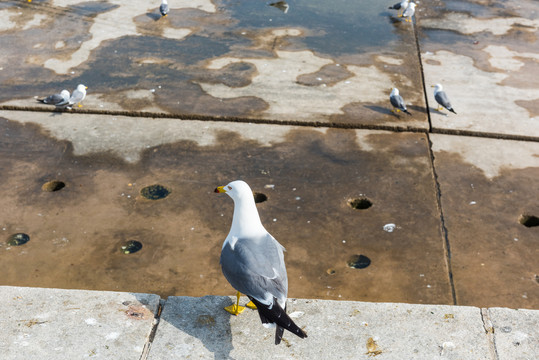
[431,134,539,309]
[0,0,427,127]
[418,0,539,137]
[0,112,451,305]
[2,287,537,360]
[0,286,159,360]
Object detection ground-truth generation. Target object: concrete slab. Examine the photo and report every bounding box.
[0,286,159,360]
[148,295,492,359]
[431,134,539,309]
[418,0,539,137]
[488,307,539,360]
[0,111,451,305]
[0,0,427,128]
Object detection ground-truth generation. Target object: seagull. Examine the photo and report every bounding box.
[389,88,412,115]
[38,89,70,107]
[432,84,457,114]
[68,84,87,108]
[215,180,307,345]
[388,0,409,16]
[400,2,416,22]
[159,0,169,17]
[269,1,289,14]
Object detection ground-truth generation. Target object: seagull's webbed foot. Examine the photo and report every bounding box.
[77,103,83,108]
[225,291,246,315]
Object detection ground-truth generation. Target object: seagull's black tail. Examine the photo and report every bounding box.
[248,297,307,345]
[449,108,457,114]
[404,109,412,116]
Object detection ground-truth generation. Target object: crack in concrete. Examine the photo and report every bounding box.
[139,299,164,360]
[480,308,500,360]
[426,133,457,306]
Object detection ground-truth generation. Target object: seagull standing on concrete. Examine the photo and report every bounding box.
[432,84,457,114]
[389,88,412,115]
[159,0,169,17]
[38,89,70,107]
[68,84,87,108]
[400,2,416,22]
[388,0,409,16]
[215,180,307,345]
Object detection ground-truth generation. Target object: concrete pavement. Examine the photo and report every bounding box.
[1,286,538,359]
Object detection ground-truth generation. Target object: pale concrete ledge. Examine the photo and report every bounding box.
[0,286,537,359]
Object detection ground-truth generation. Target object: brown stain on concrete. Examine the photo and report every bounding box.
[433,150,539,309]
[0,117,452,305]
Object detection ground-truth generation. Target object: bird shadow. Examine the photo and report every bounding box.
[146,12,162,21]
[364,105,402,118]
[428,106,450,116]
[156,295,236,360]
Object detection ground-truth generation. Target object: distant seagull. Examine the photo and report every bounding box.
[160,0,169,17]
[389,88,412,116]
[215,180,307,345]
[68,84,87,108]
[38,89,70,107]
[432,84,457,114]
[388,0,409,16]
[269,1,289,14]
[401,2,416,22]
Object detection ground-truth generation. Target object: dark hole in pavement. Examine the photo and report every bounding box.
[253,192,267,203]
[140,184,170,200]
[122,240,142,254]
[535,275,539,285]
[519,214,539,228]
[348,198,372,210]
[347,254,371,269]
[7,233,30,246]
[42,180,65,192]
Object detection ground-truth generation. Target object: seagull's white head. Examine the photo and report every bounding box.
[408,2,416,9]
[215,180,253,203]
[432,84,443,93]
[60,89,70,97]
[390,88,399,96]
[76,84,88,92]
[162,0,168,4]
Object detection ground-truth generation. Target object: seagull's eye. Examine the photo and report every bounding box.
[228,186,232,190]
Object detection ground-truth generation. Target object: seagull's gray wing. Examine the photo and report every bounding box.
[220,233,287,304]
[390,94,405,110]
[40,93,64,105]
[435,91,452,109]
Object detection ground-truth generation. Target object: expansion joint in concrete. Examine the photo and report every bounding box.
[139,299,165,360]
[412,20,433,133]
[480,308,500,360]
[426,132,457,305]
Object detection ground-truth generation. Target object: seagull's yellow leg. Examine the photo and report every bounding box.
[224,291,246,315]
[246,301,257,310]
[77,103,83,108]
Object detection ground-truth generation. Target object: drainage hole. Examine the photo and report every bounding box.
[253,192,267,203]
[519,214,539,228]
[347,254,371,269]
[7,233,30,246]
[348,198,372,210]
[42,180,65,192]
[122,240,142,254]
[140,184,170,200]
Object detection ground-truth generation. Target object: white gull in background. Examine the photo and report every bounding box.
[389,88,412,115]
[68,84,87,108]
[38,89,70,107]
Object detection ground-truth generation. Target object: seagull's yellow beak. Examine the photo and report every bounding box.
[430,85,435,88]
[85,86,88,89]
[214,186,226,193]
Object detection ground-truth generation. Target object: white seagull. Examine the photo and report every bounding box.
[432,84,457,114]
[160,0,169,17]
[389,88,412,115]
[215,180,307,344]
[401,2,416,22]
[388,0,409,16]
[68,84,87,108]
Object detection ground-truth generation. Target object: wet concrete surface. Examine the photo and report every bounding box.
[0,0,538,312]
[418,0,539,137]
[431,135,539,309]
[0,114,451,304]
[0,0,427,127]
